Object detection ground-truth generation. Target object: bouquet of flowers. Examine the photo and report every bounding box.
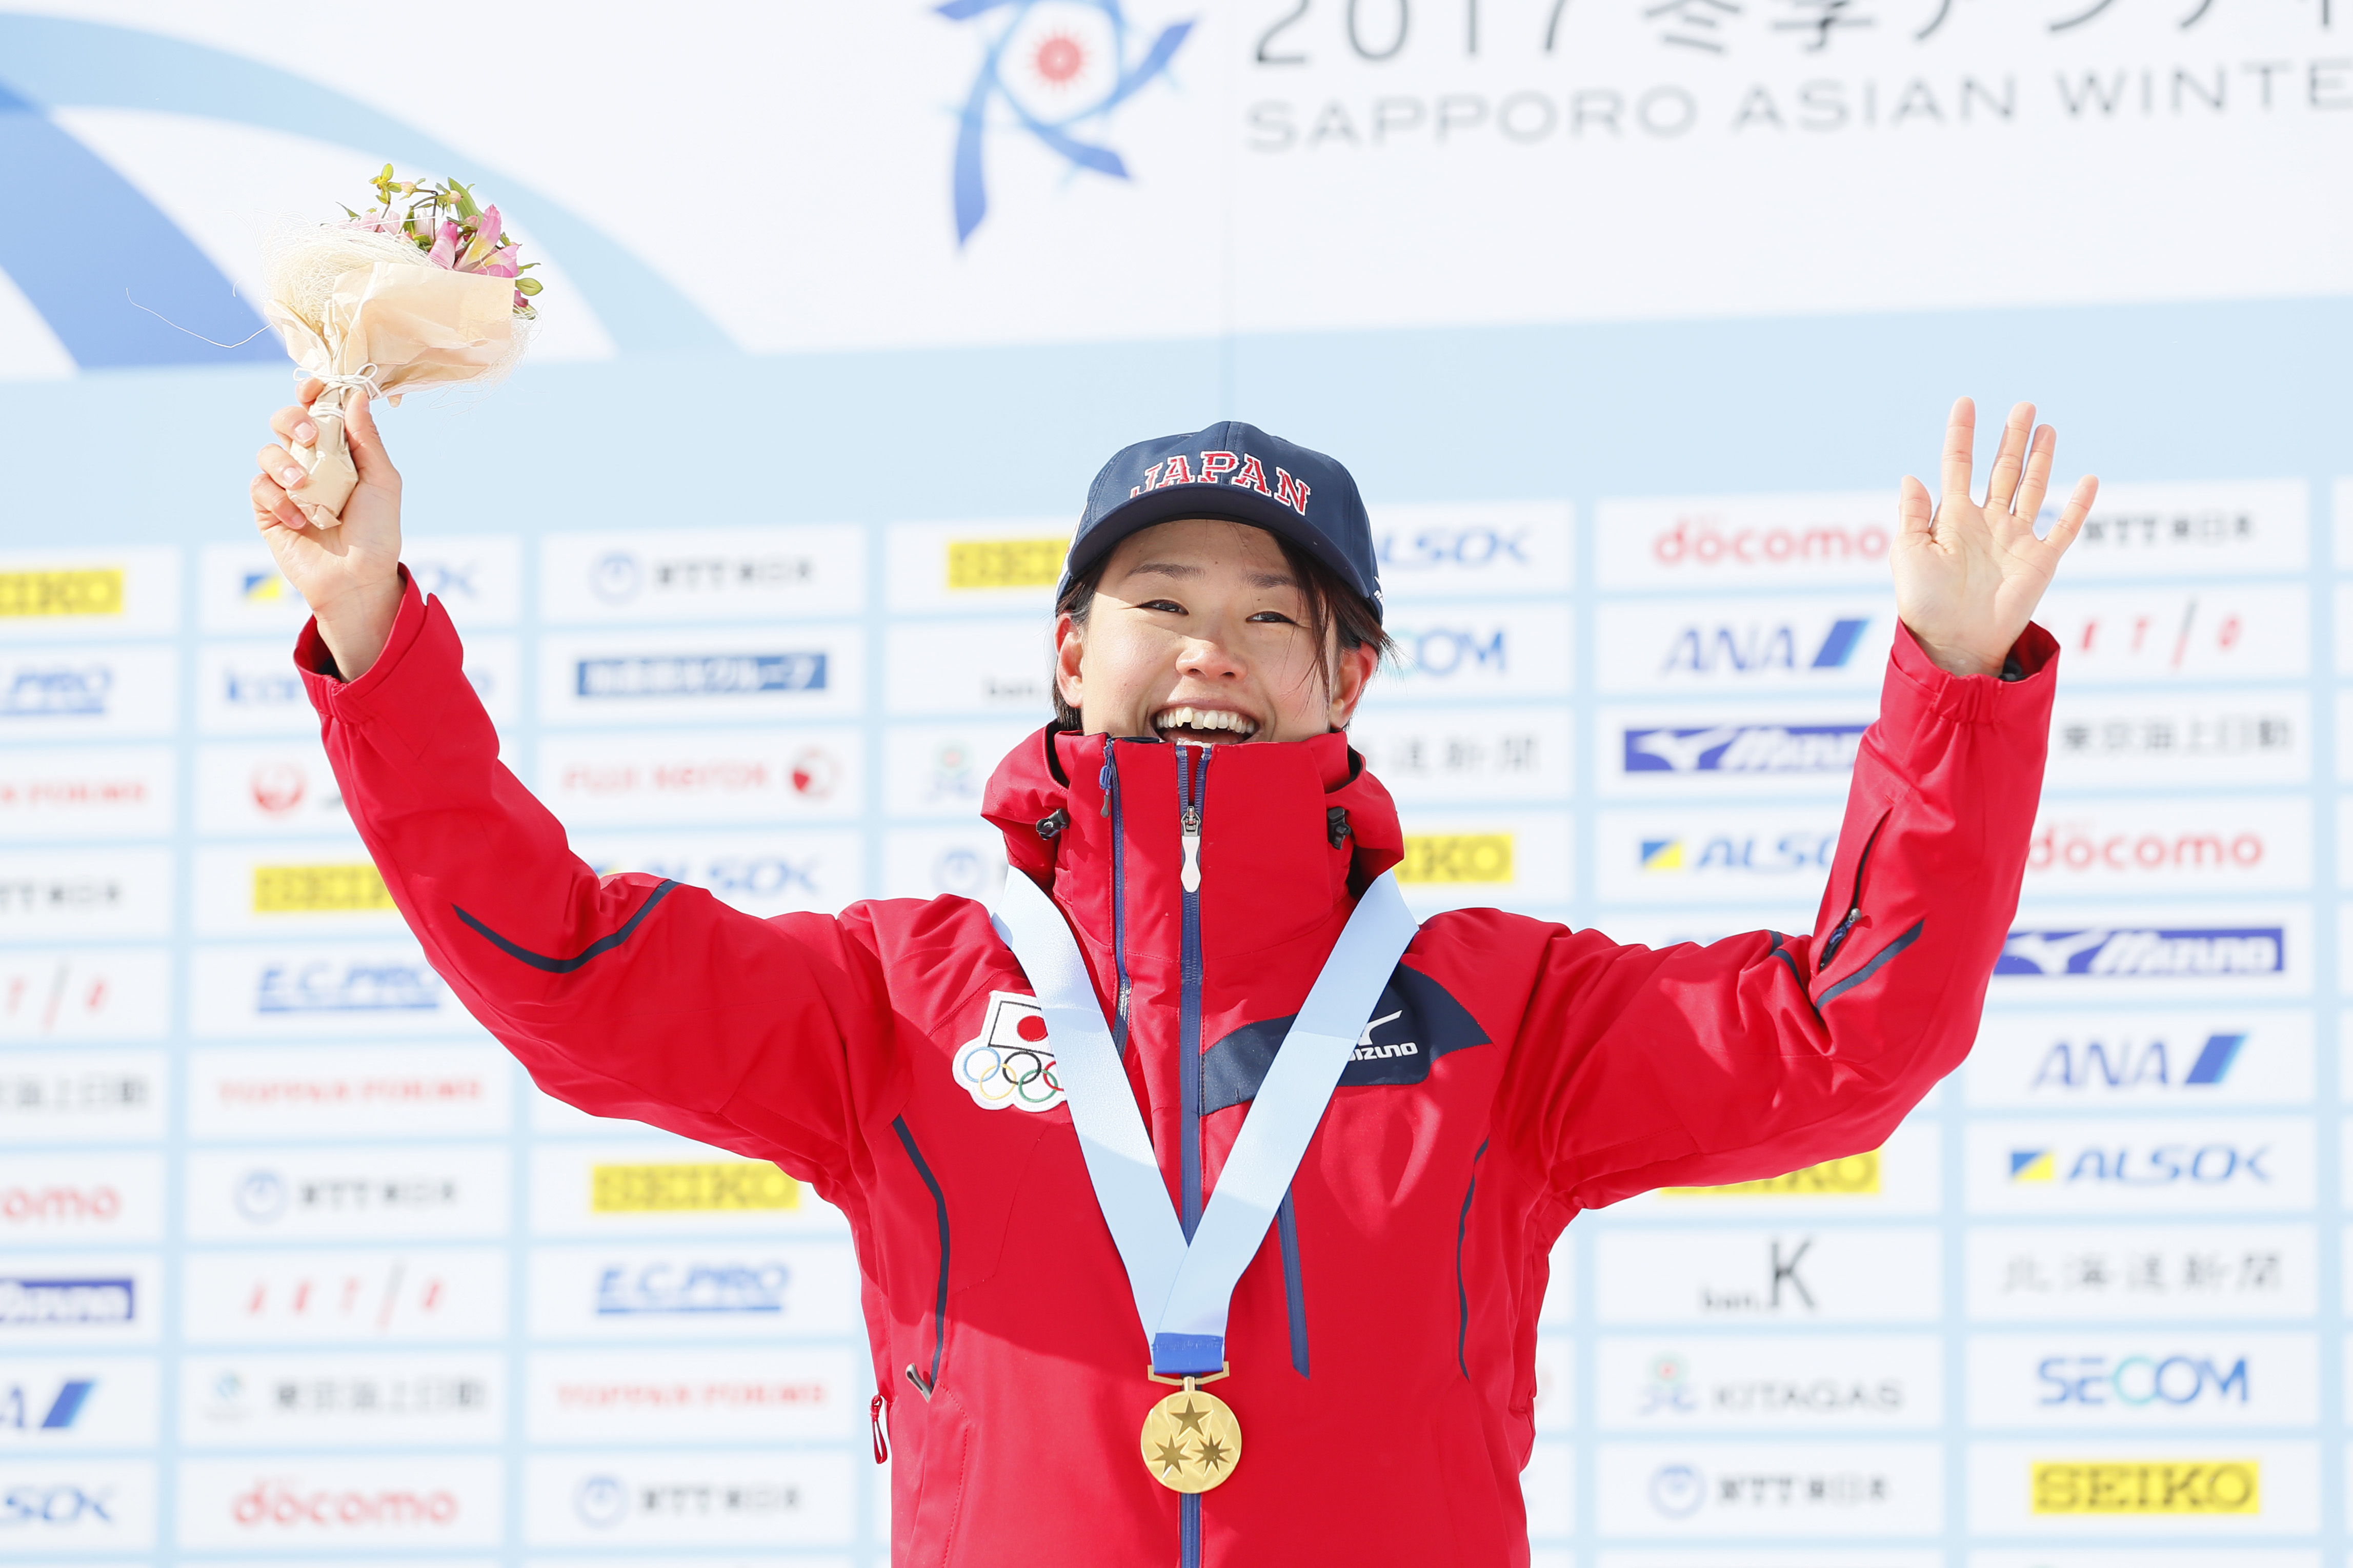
[262,169,544,528]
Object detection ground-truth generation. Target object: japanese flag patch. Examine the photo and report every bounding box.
[952,991,1064,1113]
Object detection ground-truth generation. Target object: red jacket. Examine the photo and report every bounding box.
[298,572,2057,1567]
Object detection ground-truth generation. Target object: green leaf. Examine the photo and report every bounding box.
[515,276,542,295]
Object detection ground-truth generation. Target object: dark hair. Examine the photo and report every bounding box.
[1051,528,1393,729]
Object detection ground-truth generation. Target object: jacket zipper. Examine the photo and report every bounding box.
[891,1115,951,1399]
[1455,1139,1489,1379]
[1104,741,1134,1051]
[1175,743,1211,1568]
[1816,811,1891,973]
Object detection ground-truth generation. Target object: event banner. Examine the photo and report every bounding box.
[1,3,2348,1566]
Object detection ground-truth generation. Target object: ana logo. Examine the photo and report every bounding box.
[1624,722,1867,775]
[2008,1144,2270,1187]
[938,1,1195,243]
[2031,1032,2246,1091]
[1996,926,2284,979]
[0,1377,95,1431]
[1661,617,1870,676]
[954,991,1063,1112]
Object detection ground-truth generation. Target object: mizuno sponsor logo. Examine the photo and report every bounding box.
[575,653,827,698]
[1624,722,1866,774]
[1996,926,2284,977]
[0,1277,134,1326]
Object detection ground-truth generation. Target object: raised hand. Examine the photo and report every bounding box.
[1891,397,2097,678]
[250,381,406,679]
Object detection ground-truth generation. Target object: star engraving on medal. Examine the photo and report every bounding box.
[1169,1398,1211,1436]
[1151,1435,1192,1478]
[1195,1433,1232,1473]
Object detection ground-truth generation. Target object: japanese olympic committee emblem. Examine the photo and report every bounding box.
[952,991,1064,1112]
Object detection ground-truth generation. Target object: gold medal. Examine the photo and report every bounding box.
[1139,1369,1241,1493]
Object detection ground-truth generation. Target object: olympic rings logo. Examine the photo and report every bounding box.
[952,993,1065,1114]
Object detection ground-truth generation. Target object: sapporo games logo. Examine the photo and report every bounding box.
[937,1,1194,242]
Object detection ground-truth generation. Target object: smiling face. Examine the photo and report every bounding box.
[1054,518,1379,745]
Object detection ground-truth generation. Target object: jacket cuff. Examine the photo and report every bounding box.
[296,565,427,716]
[1887,620,2059,725]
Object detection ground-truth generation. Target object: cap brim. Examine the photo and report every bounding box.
[1061,486,1380,619]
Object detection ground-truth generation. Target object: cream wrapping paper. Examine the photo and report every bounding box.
[262,259,516,528]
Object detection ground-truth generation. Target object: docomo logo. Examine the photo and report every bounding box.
[232,1477,460,1531]
[2029,823,2265,874]
[0,1185,120,1225]
[1652,515,1889,569]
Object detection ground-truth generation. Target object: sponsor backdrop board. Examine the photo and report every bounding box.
[0,1,2346,1563]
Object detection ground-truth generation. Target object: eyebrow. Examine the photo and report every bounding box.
[1127,561,1300,589]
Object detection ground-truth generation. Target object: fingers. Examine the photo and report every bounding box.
[257,442,306,493]
[343,390,398,488]
[1897,474,1935,540]
[249,473,310,536]
[2012,425,2057,523]
[1984,402,2034,511]
[2041,474,2099,558]
[269,402,319,447]
[1940,396,1976,502]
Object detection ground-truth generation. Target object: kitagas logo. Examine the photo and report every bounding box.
[938,1,1194,243]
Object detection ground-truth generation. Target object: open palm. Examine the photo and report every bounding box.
[1891,398,2097,678]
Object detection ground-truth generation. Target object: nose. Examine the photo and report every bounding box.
[1176,630,1246,684]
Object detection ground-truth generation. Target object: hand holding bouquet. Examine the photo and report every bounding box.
[263,169,543,528]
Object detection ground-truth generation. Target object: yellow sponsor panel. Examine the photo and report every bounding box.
[0,568,124,618]
[2030,1460,2260,1515]
[1397,834,1514,885]
[252,863,396,913]
[1664,1150,1882,1197]
[592,1162,800,1213]
[947,537,1069,590]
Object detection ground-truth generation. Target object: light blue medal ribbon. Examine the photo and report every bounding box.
[991,866,1419,1376]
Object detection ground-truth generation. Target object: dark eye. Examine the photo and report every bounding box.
[1140,599,1185,615]
[1248,610,1299,625]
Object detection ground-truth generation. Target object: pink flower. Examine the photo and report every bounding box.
[427,218,461,269]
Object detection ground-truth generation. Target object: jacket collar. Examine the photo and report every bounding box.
[982,726,1403,960]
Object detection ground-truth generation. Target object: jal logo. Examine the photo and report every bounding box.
[0,1277,135,1328]
[953,992,1063,1113]
[1996,926,2284,979]
[595,1260,791,1317]
[1387,625,1508,680]
[1639,832,1835,874]
[2029,1032,2246,1091]
[1623,722,1866,775]
[2008,1143,2270,1187]
[574,652,827,699]
[938,1,1195,244]
[256,959,446,1014]
[248,762,309,816]
[0,1378,95,1432]
[1377,524,1535,574]
[1659,617,1870,676]
[789,747,838,799]
[1,665,110,718]
[2039,1353,2249,1409]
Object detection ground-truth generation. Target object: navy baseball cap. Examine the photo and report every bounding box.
[1060,420,1383,622]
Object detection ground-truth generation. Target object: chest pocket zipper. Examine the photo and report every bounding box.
[1816,809,1891,973]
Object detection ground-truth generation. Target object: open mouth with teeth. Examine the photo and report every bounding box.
[1152,705,1260,743]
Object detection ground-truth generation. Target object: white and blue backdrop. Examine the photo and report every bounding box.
[2,2,2350,1564]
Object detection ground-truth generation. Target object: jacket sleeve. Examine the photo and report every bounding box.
[1503,620,2058,1210]
[296,569,887,1185]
